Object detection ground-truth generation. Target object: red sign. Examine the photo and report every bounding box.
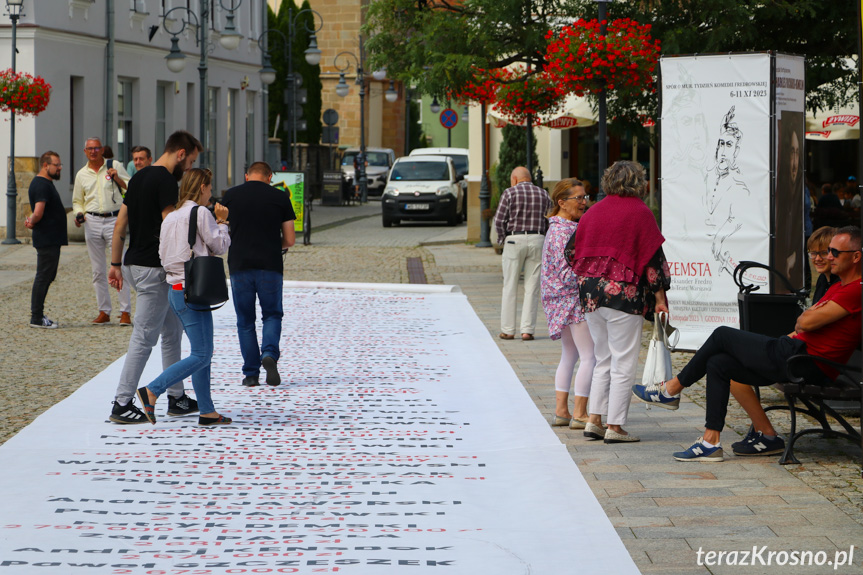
[440,108,459,129]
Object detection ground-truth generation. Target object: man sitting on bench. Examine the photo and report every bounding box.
[632,226,862,462]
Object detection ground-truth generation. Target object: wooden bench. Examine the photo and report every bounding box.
[766,353,862,475]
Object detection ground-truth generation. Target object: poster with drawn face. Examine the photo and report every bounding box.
[774,54,806,292]
[661,54,771,349]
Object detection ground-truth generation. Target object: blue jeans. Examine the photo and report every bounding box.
[230,269,284,377]
[146,289,215,415]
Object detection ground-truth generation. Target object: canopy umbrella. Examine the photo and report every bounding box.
[488,93,597,129]
[805,101,859,141]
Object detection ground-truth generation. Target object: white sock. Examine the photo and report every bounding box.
[660,383,677,398]
[701,438,718,448]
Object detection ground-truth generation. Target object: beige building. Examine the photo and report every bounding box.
[268,0,406,155]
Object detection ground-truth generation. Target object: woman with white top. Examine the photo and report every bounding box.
[137,168,232,426]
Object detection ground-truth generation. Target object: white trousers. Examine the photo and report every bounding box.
[500,234,544,335]
[85,215,131,314]
[585,307,644,426]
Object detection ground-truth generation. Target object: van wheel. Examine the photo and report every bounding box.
[382,216,394,228]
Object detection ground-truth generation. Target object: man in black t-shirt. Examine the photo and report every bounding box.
[25,151,68,329]
[104,130,203,424]
[221,161,296,387]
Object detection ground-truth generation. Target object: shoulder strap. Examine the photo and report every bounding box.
[188,205,199,251]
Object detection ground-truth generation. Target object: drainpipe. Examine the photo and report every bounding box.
[104,0,115,147]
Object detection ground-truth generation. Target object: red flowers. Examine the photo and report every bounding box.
[545,18,660,101]
[0,69,52,117]
[448,18,659,125]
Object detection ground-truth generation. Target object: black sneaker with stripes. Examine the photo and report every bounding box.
[167,394,199,417]
[109,401,148,424]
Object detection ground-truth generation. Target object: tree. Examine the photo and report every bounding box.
[568,0,858,114]
[267,1,323,159]
[364,0,571,99]
[495,124,539,200]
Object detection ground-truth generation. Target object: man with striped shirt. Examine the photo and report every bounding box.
[494,167,552,341]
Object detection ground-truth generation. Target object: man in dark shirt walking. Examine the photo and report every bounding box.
[105,130,203,424]
[25,151,67,329]
[493,166,552,341]
[221,161,296,387]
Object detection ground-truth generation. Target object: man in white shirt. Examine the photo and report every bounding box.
[72,137,132,325]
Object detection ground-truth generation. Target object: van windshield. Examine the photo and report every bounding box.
[342,151,390,167]
[390,161,450,181]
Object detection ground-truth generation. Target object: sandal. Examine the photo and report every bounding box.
[136,388,156,424]
[198,415,233,426]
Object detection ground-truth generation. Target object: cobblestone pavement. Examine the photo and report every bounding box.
[2,211,862,573]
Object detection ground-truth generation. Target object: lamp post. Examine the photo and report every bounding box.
[477,101,492,247]
[257,7,323,171]
[3,0,23,245]
[162,0,243,171]
[335,36,377,203]
[595,0,613,200]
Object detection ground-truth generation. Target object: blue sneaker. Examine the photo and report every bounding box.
[673,437,724,462]
[631,382,680,410]
[731,425,757,451]
[732,431,785,456]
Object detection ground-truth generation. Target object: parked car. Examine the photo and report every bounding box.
[409,147,469,217]
[381,155,465,227]
[340,147,395,197]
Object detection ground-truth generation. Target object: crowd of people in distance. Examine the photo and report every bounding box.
[495,160,861,461]
[25,130,296,426]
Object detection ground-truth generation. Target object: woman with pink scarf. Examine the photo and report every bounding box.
[570,161,670,443]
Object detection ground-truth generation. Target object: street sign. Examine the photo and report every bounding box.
[440,108,458,129]
[323,108,339,126]
[322,126,339,144]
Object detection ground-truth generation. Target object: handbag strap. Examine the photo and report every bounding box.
[654,311,680,351]
[187,205,199,258]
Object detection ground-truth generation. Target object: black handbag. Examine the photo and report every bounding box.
[183,205,229,309]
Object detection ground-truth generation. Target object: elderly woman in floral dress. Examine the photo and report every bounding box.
[570,161,670,444]
[540,178,596,429]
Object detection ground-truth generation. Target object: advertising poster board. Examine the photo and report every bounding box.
[773,54,806,291]
[660,53,772,349]
[272,171,304,232]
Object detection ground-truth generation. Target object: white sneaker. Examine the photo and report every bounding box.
[30,316,58,329]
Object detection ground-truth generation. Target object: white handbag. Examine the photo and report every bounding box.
[641,312,679,387]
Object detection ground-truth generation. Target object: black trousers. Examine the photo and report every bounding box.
[678,326,807,432]
[30,245,61,323]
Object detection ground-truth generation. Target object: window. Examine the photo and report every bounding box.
[207,87,218,183]
[227,88,237,186]
[130,0,147,12]
[245,91,256,169]
[155,83,168,155]
[117,79,134,163]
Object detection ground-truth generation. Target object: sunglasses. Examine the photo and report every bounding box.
[563,195,588,203]
[827,247,860,258]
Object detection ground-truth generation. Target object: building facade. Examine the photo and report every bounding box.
[0,0,270,234]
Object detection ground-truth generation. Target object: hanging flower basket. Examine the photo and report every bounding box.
[490,66,565,124]
[544,18,660,100]
[448,67,501,105]
[0,69,52,117]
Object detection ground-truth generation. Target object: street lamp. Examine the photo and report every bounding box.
[429,96,441,114]
[162,0,244,171]
[256,7,323,171]
[595,0,613,200]
[3,0,23,245]
[385,80,398,103]
[334,36,371,203]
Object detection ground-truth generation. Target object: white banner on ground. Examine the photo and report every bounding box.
[661,53,772,349]
[0,283,639,574]
[773,54,806,291]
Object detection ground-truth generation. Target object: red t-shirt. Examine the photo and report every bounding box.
[793,279,862,374]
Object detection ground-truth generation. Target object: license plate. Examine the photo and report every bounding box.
[405,203,430,210]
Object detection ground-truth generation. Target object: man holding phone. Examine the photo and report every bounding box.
[72,137,132,325]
